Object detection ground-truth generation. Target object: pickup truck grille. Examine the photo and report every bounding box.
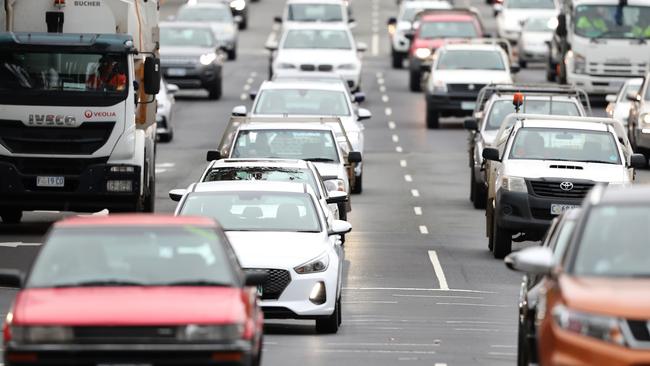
[528,179,595,199]
[245,268,291,300]
[0,120,114,155]
[447,84,486,93]
[299,64,333,72]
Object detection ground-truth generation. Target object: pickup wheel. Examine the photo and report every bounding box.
[518,59,527,68]
[1,210,22,224]
[426,102,439,129]
[351,173,363,194]
[227,46,237,61]
[143,172,155,213]
[409,70,422,92]
[470,169,487,209]
[487,202,494,251]
[546,61,557,82]
[492,217,512,259]
[208,75,223,100]
[316,297,341,334]
[238,16,248,30]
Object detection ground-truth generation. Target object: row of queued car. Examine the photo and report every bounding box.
[0,1,367,365]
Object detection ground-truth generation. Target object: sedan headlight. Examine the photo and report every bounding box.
[414,47,432,59]
[199,52,218,66]
[294,253,330,274]
[230,0,246,11]
[552,305,625,346]
[500,175,527,192]
[276,62,296,69]
[11,326,73,344]
[431,79,447,94]
[324,178,346,192]
[338,63,357,70]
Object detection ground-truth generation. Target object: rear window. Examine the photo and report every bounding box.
[436,50,504,71]
[419,21,479,38]
[486,100,582,130]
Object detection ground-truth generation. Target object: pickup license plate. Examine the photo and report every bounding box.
[36,176,64,187]
[550,204,579,215]
[167,68,186,77]
[461,102,476,110]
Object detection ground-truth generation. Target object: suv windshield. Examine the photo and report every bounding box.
[509,127,621,164]
[574,205,650,277]
[282,29,352,49]
[419,21,479,38]
[287,4,344,22]
[486,100,581,129]
[574,5,650,39]
[27,226,235,288]
[436,50,504,70]
[177,5,233,22]
[232,129,340,162]
[507,0,555,9]
[180,192,322,232]
[160,26,216,47]
[254,89,350,116]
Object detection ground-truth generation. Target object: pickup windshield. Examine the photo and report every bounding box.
[203,166,319,196]
[254,89,351,116]
[486,100,581,129]
[282,29,352,50]
[574,5,650,39]
[232,129,340,162]
[288,4,344,22]
[436,50,504,70]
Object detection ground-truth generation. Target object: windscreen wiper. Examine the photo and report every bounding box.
[163,280,232,287]
[304,157,335,162]
[53,279,145,288]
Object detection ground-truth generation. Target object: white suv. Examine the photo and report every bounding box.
[483,114,646,258]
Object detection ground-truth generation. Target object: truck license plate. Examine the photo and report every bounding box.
[167,68,186,77]
[550,204,579,215]
[461,102,476,110]
[36,176,64,188]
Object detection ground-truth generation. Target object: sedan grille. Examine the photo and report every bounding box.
[528,179,595,199]
[73,326,178,344]
[246,268,291,300]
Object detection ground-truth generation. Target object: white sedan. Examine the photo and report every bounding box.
[174,181,351,334]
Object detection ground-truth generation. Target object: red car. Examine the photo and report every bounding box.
[405,9,485,91]
[0,215,266,366]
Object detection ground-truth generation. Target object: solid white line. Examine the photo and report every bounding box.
[315,350,436,355]
[326,342,440,347]
[428,250,449,290]
[404,174,412,182]
[395,146,403,153]
[0,242,41,248]
[343,301,398,304]
[388,121,396,129]
[411,189,420,197]
[343,287,497,294]
[439,302,508,307]
[446,320,509,324]
[435,364,448,366]
[413,206,422,215]
[385,107,392,116]
[382,95,390,103]
[455,328,501,332]
[400,159,407,167]
[491,345,517,348]
[371,33,379,56]
[489,352,516,357]
[392,134,399,143]
[240,93,247,100]
[156,162,175,168]
[419,225,429,234]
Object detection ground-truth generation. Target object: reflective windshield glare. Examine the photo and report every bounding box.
[232,130,340,161]
[254,90,350,116]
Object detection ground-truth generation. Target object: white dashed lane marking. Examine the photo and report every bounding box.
[395,146,403,153]
[411,189,420,197]
[400,159,407,167]
[419,225,429,235]
[413,206,422,215]
[388,121,396,129]
[404,174,412,182]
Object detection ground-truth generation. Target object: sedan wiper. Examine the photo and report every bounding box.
[163,280,232,287]
[578,159,616,165]
[304,157,335,162]
[54,279,145,288]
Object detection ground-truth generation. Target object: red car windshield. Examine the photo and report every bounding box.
[419,21,479,39]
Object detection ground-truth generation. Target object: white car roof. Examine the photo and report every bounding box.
[490,94,578,103]
[286,0,346,4]
[403,1,452,8]
[238,122,336,132]
[209,158,311,169]
[441,43,504,52]
[282,22,352,31]
[521,119,609,132]
[259,80,348,92]
[192,180,315,194]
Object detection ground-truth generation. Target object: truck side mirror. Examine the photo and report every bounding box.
[144,57,161,95]
[555,14,567,37]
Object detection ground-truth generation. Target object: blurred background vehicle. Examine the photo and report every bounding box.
[626,73,650,156]
[606,77,643,128]
[188,0,250,29]
[177,1,240,59]
[516,16,555,68]
[156,79,179,143]
[495,0,557,43]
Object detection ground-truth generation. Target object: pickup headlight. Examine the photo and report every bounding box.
[294,253,329,274]
[431,79,447,94]
[552,305,625,346]
[338,63,357,70]
[414,47,432,59]
[276,62,296,69]
[177,324,244,342]
[500,175,527,192]
[573,52,586,74]
[199,52,218,66]
[325,178,346,192]
[11,326,73,344]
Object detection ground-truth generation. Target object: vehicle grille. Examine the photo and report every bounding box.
[0,120,114,155]
[246,268,291,300]
[447,83,486,93]
[627,320,650,342]
[299,64,333,72]
[73,326,178,344]
[588,61,648,76]
[0,156,109,176]
[527,180,595,199]
[161,56,198,66]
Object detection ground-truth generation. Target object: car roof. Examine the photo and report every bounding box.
[598,185,650,205]
[209,158,311,169]
[283,22,352,31]
[403,1,452,8]
[55,214,217,228]
[441,43,503,52]
[238,122,335,131]
[180,2,229,9]
[286,0,346,4]
[521,119,609,131]
[259,79,348,92]
[420,12,477,21]
[191,180,313,194]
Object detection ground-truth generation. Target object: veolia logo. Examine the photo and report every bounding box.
[84,110,117,119]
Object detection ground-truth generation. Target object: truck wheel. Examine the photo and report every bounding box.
[316,297,340,334]
[492,217,512,259]
[1,210,22,224]
[351,173,363,194]
[208,76,223,100]
[409,70,422,92]
[227,47,237,61]
[391,51,404,69]
[517,322,529,366]
[426,102,439,129]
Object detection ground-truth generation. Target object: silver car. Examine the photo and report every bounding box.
[176,2,239,60]
[156,79,178,142]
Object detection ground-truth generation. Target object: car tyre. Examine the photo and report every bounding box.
[517,322,529,366]
[391,50,404,69]
[546,61,556,82]
[518,59,527,68]
[315,298,340,334]
[239,17,248,30]
[158,129,173,143]
[426,102,439,129]
[227,47,237,61]
[1,210,22,224]
[208,76,223,100]
[470,169,486,209]
[409,70,421,92]
[492,217,512,259]
[351,173,363,194]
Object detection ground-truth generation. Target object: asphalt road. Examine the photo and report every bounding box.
[1,0,649,365]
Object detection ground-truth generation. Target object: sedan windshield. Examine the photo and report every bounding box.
[203,167,318,194]
[436,50,504,70]
[419,21,479,38]
[254,89,351,116]
[486,100,581,130]
[507,0,555,9]
[177,5,233,22]
[574,206,650,277]
[180,192,322,232]
[400,6,452,22]
[509,127,621,164]
[288,4,344,22]
[232,129,340,162]
[160,26,216,47]
[282,29,352,49]
[27,227,236,288]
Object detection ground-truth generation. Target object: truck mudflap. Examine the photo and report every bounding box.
[0,156,141,213]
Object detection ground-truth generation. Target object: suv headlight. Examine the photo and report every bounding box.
[276,62,296,69]
[641,113,650,126]
[552,305,625,346]
[11,326,73,344]
[414,47,432,59]
[500,175,527,192]
[431,79,447,94]
[294,253,330,274]
[177,324,243,342]
[199,52,218,66]
[572,52,586,74]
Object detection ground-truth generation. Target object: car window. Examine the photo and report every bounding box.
[436,50,504,71]
[177,6,233,22]
[486,100,582,130]
[287,4,344,22]
[419,21,478,38]
[180,192,322,232]
[507,0,555,9]
[573,205,650,277]
[203,166,319,197]
[282,29,352,49]
[551,220,576,262]
[574,5,650,40]
[509,127,621,164]
[400,5,452,21]
[232,129,340,162]
[27,226,236,288]
[254,89,351,116]
[160,26,215,47]
[523,17,554,31]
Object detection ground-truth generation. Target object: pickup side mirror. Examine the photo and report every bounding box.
[0,269,24,288]
[143,57,161,95]
[504,246,555,275]
[232,105,247,116]
[273,15,283,23]
[206,150,222,162]
[510,64,521,74]
[357,108,371,121]
[464,118,479,131]
[167,83,179,95]
[249,90,258,101]
[348,151,362,163]
[169,189,186,202]
[482,147,501,162]
[356,42,368,52]
[353,92,366,103]
[630,153,647,169]
[404,30,415,41]
[245,270,268,286]
[265,40,278,51]
[328,220,352,236]
[326,190,348,204]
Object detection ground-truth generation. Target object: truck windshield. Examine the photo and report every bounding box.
[574,5,650,39]
[0,51,128,94]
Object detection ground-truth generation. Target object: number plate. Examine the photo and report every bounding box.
[461,102,476,110]
[550,204,579,215]
[167,68,186,77]
[36,176,64,187]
